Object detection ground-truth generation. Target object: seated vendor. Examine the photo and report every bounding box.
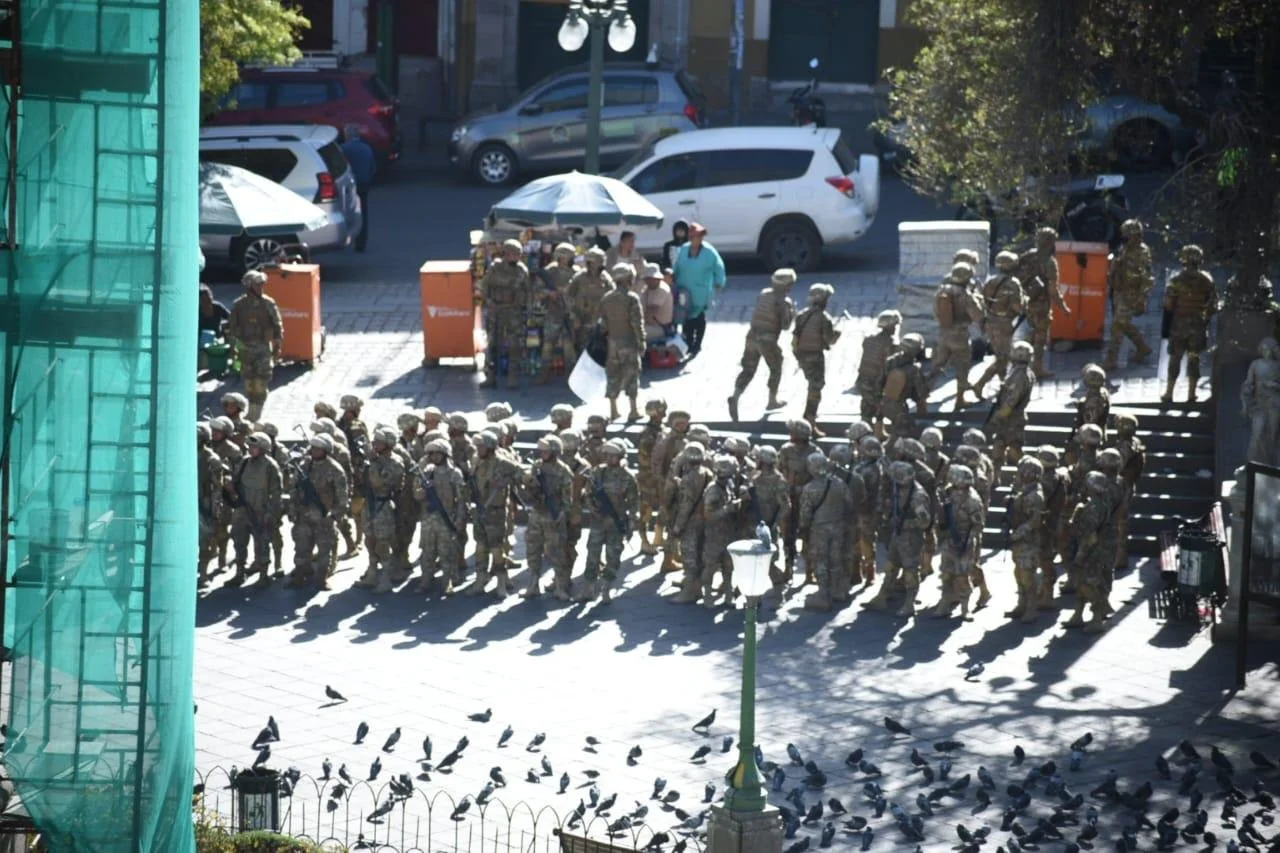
[641,262,674,342]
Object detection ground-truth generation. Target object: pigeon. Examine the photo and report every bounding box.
[1155,755,1172,779]
[422,736,433,762]
[935,740,964,753]
[456,735,470,753]
[477,781,495,805]
[692,710,716,734]
[469,708,493,723]
[382,727,401,753]
[805,770,828,789]
[973,789,990,812]
[691,745,711,762]
[787,744,804,765]
[436,751,460,772]
[873,796,887,818]
[804,803,823,824]
[781,809,800,840]
[1189,788,1204,812]
[1179,740,1201,762]
[722,736,734,753]
[367,798,395,822]
[940,757,952,781]
[818,821,836,848]
[772,768,787,792]
[596,792,617,814]
[1069,749,1085,771]
[1012,745,1026,766]
[551,772,566,793]
[450,798,471,820]
[589,785,601,808]
[490,767,506,787]
[585,736,601,751]
[662,791,680,804]
[704,783,716,804]
[526,770,540,784]
[920,765,935,786]
[859,826,873,851]
[355,722,369,745]
[1178,765,1199,794]
[368,757,381,781]
[644,833,670,851]
[652,778,667,799]
[884,716,911,736]
[783,839,809,853]
[916,793,933,816]
[324,685,347,702]
[632,803,649,821]
[846,748,864,768]
[950,773,971,793]
[910,748,927,767]
[629,745,643,766]
[326,798,340,813]
[253,745,270,768]
[541,756,553,776]
[828,797,846,815]
[1090,770,1118,798]
[252,725,275,749]
[678,811,706,832]
[859,759,882,777]
[498,726,514,748]
[321,758,332,781]
[338,764,353,784]
[1212,747,1235,776]
[527,733,546,752]
[843,816,868,831]
[584,770,601,779]
[978,767,996,789]
[1249,751,1275,770]
[965,662,985,680]
[1070,733,1093,751]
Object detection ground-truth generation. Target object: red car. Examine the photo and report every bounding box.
[207,68,401,164]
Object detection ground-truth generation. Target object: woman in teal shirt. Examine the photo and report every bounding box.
[672,222,726,357]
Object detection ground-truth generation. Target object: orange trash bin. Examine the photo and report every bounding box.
[1052,240,1110,343]
[420,260,485,368]
[264,262,324,364]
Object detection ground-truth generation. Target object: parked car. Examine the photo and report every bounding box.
[450,63,708,186]
[206,66,401,164]
[615,126,880,272]
[199,124,363,269]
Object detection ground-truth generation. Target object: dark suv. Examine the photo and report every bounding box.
[207,68,401,164]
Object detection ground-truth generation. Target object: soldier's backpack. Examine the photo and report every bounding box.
[934,285,956,328]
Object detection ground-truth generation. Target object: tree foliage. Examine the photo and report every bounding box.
[885,0,1280,285]
[200,0,310,107]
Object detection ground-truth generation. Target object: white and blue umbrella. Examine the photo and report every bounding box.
[199,161,329,237]
[487,170,665,230]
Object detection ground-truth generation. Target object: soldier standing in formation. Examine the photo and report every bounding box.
[1067,363,1110,465]
[880,334,928,448]
[1005,456,1045,623]
[928,262,983,409]
[1065,471,1115,632]
[728,268,796,421]
[653,410,692,573]
[748,445,790,587]
[636,398,668,555]
[468,431,524,597]
[355,427,406,594]
[1110,414,1146,570]
[798,453,851,613]
[208,416,242,572]
[478,239,533,390]
[522,435,575,600]
[225,270,283,422]
[1104,219,1155,370]
[777,419,816,582]
[1161,244,1218,403]
[287,433,349,590]
[226,431,283,588]
[568,247,614,355]
[972,251,1025,398]
[537,243,579,382]
[852,435,883,587]
[791,283,841,436]
[580,440,640,604]
[700,456,746,607]
[198,423,228,588]
[414,438,469,595]
[672,444,713,603]
[934,464,985,620]
[1036,444,1070,608]
[598,264,646,421]
[865,460,931,617]
[857,311,903,437]
[1020,226,1070,379]
[985,340,1037,480]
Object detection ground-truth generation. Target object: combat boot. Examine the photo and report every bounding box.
[467,569,491,595]
[895,589,917,618]
[972,569,992,610]
[493,570,511,599]
[1133,344,1153,365]
[355,563,378,589]
[674,575,702,603]
[804,403,826,438]
[600,584,613,604]
[225,562,246,588]
[522,574,542,599]
[252,565,272,588]
[1160,377,1176,404]
[373,571,394,594]
[803,585,832,613]
[609,399,620,421]
[931,580,956,618]
[575,580,598,603]
[627,399,641,421]
[863,585,892,611]
[765,391,786,410]
[1004,593,1027,620]
[727,394,740,422]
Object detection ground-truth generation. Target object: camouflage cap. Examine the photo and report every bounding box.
[559,428,583,452]
[246,431,273,451]
[1085,470,1109,493]
[1036,444,1061,464]
[447,413,469,431]
[889,460,915,483]
[472,431,498,450]
[1036,226,1058,243]
[1120,218,1143,237]
[955,444,980,464]
[340,394,363,411]
[713,455,739,476]
[311,418,336,436]
[550,404,575,424]
[787,418,813,439]
[683,443,706,463]
[425,438,452,455]
[611,263,635,281]
[585,247,606,263]
[233,420,252,436]
[602,439,628,458]
[807,282,835,300]
[667,409,691,425]
[423,406,444,420]
[1018,455,1044,479]
[754,445,778,465]
[397,412,421,430]
[221,391,248,410]
[897,437,926,461]
[1179,244,1204,264]
[314,401,339,420]
[587,413,608,427]
[805,452,828,474]
[1096,448,1123,472]
[259,422,279,439]
[209,416,234,435]
[554,242,577,258]
[829,444,853,467]
[949,262,974,282]
[500,419,519,438]
[953,249,980,266]
[847,420,873,443]
[644,397,667,415]
[1082,363,1106,386]
[197,422,212,442]
[722,436,748,453]
[373,426,398,446]
[902,333,925,351]
[858,435,882,458]
[422,429,446,443]
[1115,413,1138,433]
[962,428,987,448]
[876,309,902,329]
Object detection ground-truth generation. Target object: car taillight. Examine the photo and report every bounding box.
[368,102,395,118]
[826,176,855,198]
[683,103,701,125]
[316,172,337,202]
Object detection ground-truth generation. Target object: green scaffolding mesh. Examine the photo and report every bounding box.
[0,0,199,848]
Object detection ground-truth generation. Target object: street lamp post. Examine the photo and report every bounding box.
[557,1,637,175]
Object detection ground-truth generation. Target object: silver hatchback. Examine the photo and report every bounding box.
[450,63,707,186]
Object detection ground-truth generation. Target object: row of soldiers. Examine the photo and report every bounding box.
[196,379,1144,631]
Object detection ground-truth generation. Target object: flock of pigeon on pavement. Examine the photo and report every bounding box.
[229,683,1280,852]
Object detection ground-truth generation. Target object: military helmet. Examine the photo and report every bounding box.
[221,391,248,411]
[1010,340,1034,363]
[314,401,339,420]
[310,418,336,436]
[1082,363,1106,387]
[602,439,628,459]
[645,397,667,415]
[829,444,853,467]
[889,460,915,484]
[1120,218,1143,238]
[683,443,706,464]
[1096,448,1123,472]
[259,422,279,439]
[688,424,712,445]
[920,427,944,450]
[241,269,268,289]
[472,431,499,451]
[902,333,925,352]
[950,262,975,283]
[585,247,607,263]
[309,433,334,453]
[611,262,635,282]
[947,463,975,486]
[554,242,576,258]
[246,431,273,452]
[422,429,446,444]
[501,419,519,439]
[642,262,663,280]
[788,418,813,440]
[722,436,748,454]
[995,250,1019,271]
[953,249,981,267]
[210,416,234,436]
[1115,413,1138,435]
[340,394,363,411]
[876,309,902,329]
[1036,226,1058,243]
[197,422,212,443]
[962,427,987,448]
[1017,455,1044,480]
[537,434,564,456]
[485,401,513,422]
[1077,423,1104,446]
[897,437,926,462]
[955,444,980,465]
[1085,470,1109,494]
[587,414,608,428]
[559,428,583,453]
[667,409,692,426]
[1036,444,1061,465]
[373,426,398,447]
[502,238,523,253]
[447,413,470,431]
[771,267,797,288]
[550,403,574,425]
[423,406,444,421]
[397,412,421,430]
[713,455,739,476]
[805,452,828,475]
[807,282,835,301]
[858,435,883,459]
[1178,244,1204,265]
[754,445,779,465]
[847,420,873,443]
[233,420,252,437]
[425,437,452,455]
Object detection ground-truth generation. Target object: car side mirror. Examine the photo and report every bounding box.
[519,103,544,116]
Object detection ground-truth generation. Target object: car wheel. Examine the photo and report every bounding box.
[473,144,518,186]
[1111,120,1171,171]
[235,235,290,271]
[760,222,821,273]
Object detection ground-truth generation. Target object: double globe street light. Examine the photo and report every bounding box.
[556,0,637,175]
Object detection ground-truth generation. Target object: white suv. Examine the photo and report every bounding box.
[616,126,879,271]
[199,124,363,269]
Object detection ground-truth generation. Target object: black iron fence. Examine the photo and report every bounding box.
[195,767,707,853]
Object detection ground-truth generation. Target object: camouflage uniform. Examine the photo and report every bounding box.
[560,429,590,581]
[227,432,283,587]
[673,445,714,603]
[479,240,533,389]
[1110,415,1145,569]
[652,411,691,573]
[467,433,524,596]
[537,244,579,382]
[209,417,243,572]
[698,456,746,607]
[636,399,668,554]
[791,283,841,434]
[856,311,901,431]
[567,248,614,353]
[1066,364,1110,466]
[799,454,851,612]
[985,340,1037,476]
[1035,445,1070,609]
[1104,219,1155,369]
[412,438,469,594]
[1005,457,1046,623]
[1063,423,1103,593]
[1161,244,1217,403]
[879,334,928,449]
[929,263,983,409]
[919,428,949,576]
[394,414,425,572]
[599,265,645,419]
[312,416,357,564]
[866,461,931,617]
[225,270,283,421]
[852,436,883,586]
[973,251,1025,398]
[521,436,575,599]
[1065,471,1115,632]
[729,268,796,419]
[288,435,349,589]
[338,396,371,555]
[355,429,407,593]
[1019,227,1069,378]
[197,424,228,586]
[934,465,984,619]
[580,440,639,602]
[747,446,791,587]
[777,421,816,579]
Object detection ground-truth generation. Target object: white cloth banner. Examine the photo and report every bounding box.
[568,352,609,402]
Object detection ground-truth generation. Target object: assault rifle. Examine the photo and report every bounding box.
[592,473,629,536]
[535,468,563,522]
[287,452,326,513]
[420,466,465,544]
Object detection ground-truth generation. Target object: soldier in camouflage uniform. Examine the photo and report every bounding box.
[559,428,590,579]
[865,460,931,617]
[928,262,984,409]
[791,283,841,436]
[880,334,928,449]
[354,427,406,593]
[391,414,425,578]
[952,442,993,607]
[672,443,714,603]
[197,423,228,587]
[1094,448,1127,577]
[637,398,668,555]
[986,340,1037,481]
[579,439,639,603]
[852,435,883,586]
[856,310,902,436]
[521,435,575,600]
[568,247,614,353]
[258,422,291,576]
[599,264,646,420]
[962,427,997,500]
[934,464,985,620]
[536,243,579,382]
[798,453,851,612]
[550,402,575,434]
[1005,456,1046,623]
[311,416,357,563]
[973,251,1025,398]
[1110,414,1145,569]
[1035,445,1070,609]
[287,433,349,589]
[653,410,692,573]
[1161,244,1218,403]
[478,239,533,389]
[1062,423,1103,593]
[411,438,469,595]
[894,438,937,584]
[728,268,796,420]
[338,395,371,553]
[1066,363,1110,466]
[467,431,524,597]
[579,414,606,468]
[225,269,284,421]
[700,456,747,607]
[748,445,791,588]
[422,406,445,434]
[221,391,249,434]
[208,416,243,573]
[1065,471,1115,632]
[777,419,817,582]
[826,443,861,600]
[1104,219,1155,369]
[919,427,949,577]
[1020,226,1071,379]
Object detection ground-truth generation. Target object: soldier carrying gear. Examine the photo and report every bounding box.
[776,418,816,582]
[582,413,609,467]
[1019,226,1071,379]
[671,442,715,603]
[798,452,852,613]
[1109,413,1146,569]
[929,262,985,410]
[1005,456,1046,623]
[933,463,985,620]
[857,310,903,435]
[208,416,243,572]
[746,444,791,587]
[536,243,580,383]
[880,333,928,449]
[447,413,476,478]
[973,250,1026,398]
[354,426,407,594]
[1104,218,1155,370]
[467,431,525,598]
[485,401,514,423]
[1066,363,1111,466]
[636,398,668,555]
[852,435,883,585]
[579,439,639,604]
[865,460,932,617]
[221,392,250,431]
[652,409,693,573]
[567,247,615,354]
[953,249,981,271]
[412,437,470,595]
[197,423,229,587]
[477,239,534,390]
[1035,444,1070,609]
[1095,448,1127,575]
[697,455,746,607]
[1161,243,1218,403]
[598,264,646,421]
[728,267,797,420]
[521,434,575,600]
[1065,470,1116,633]
[339,395,372,552]
[422,406,445,433]
[986,340,1037,481]
[550,403,575,433]
[792,283,842,437]
[226,269,284,421]
[287,433,350,589]
[313,400,339,422]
